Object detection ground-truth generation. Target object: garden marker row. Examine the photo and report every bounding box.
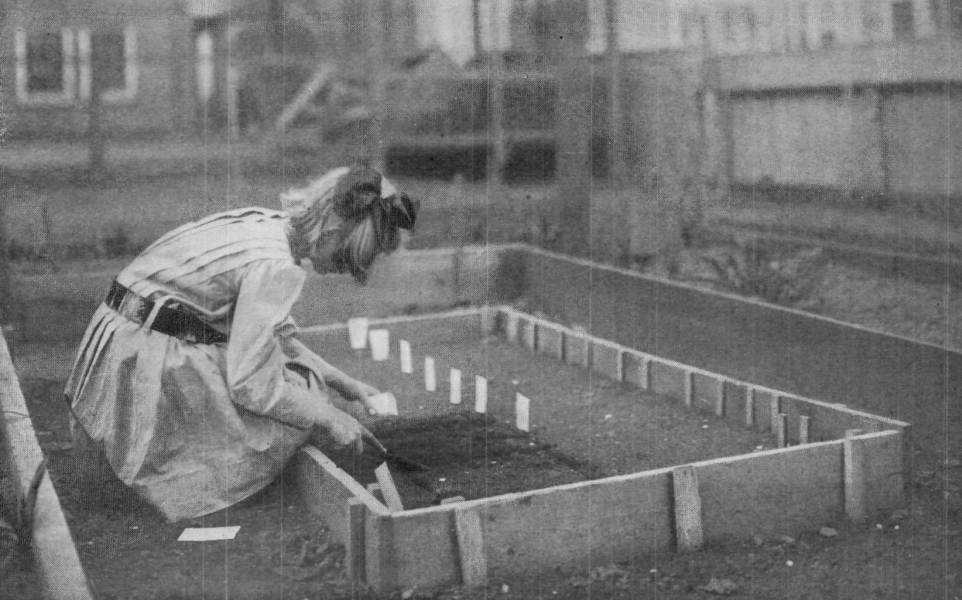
[362,326,536,435]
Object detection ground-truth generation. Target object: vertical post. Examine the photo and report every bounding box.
[87,35,106,180]
[368,0,390,171]
[844,429,867,522]
[770,395,782,432]
[776,413,788,448]
[487,10,506,186]
[714,379,725,417]
[745,387,756,428]
[365,512,396,592]
[454,507,487,585]
[640,357,651,391]
[799,415,811,444]
[672,465,703,551]
[346,499,367,582]
[606,0,625,183]
[684,371,695,407]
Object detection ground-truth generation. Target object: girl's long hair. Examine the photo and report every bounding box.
[283,166,417,283]
[332,215,381,284]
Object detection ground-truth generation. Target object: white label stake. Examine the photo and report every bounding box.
[474,376,488,414]
[424,356,437,391]
[367,392,398,416]
[400,340,413,374]
[369,329,390,361]
[450,368,462,405]
[516,393,530,431]
[347,317,369,351]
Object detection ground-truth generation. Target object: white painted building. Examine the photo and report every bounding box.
[415,0,959,62]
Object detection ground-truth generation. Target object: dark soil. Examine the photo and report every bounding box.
[341,412,591,508]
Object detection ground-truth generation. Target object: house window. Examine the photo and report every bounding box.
[78,26,138,103]
[14,28,75,104]
[14,25,136,105]
[892,1,915,40]
[951,0,962,36]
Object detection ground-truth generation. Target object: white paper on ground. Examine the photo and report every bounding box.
[178,526,241,542]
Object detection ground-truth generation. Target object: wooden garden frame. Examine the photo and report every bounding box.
[293,306,910,593]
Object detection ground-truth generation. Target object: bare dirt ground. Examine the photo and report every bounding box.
[1,165,959,599]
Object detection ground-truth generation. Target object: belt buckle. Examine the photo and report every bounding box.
[117,293,148,324]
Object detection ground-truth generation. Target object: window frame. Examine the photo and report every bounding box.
[14,27,76,105]
[77,25,139,104]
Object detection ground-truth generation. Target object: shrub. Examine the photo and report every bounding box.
[701,243,826,307]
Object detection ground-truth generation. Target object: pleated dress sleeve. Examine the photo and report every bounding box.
[225,259,331,429]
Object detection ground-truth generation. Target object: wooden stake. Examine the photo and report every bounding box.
[424,356,436,391]
[479,305,495,335]
[640,357,651,391]
[450,368,462,405]
[399,340,412,374]
[474,375,488,414]
[776,413,788,448]
[799,415,811,444]
[615,350,625,381]
[505,313,519,343]
[346,499,367,582]
[374,463,404,512]
[844,429,866,522]
[515,393,531,432]
[770,395,782,432]
[454,507,487,585]
[684,371,695,407]
[672,465,703,552]
[745,387,756,428]
[714,379,725,417]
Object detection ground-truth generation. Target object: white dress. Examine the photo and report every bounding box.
[65,208,333,521]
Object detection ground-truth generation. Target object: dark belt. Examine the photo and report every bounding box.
[105,280,228,344]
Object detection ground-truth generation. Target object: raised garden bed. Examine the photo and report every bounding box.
[292,307,910,593]
[0,302,912,598]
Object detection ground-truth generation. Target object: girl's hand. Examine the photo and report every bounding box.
[317,407,374,454]
[336,377,380,414]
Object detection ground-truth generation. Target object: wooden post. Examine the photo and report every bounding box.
[640,357,651,391]
[770,396,782,432]
[672,465,703,551]
[776,413,788,448]
[374,463,404,512]
[346,499,367,582]
[368,0,390,171]
[799,415,811,444]
[488,53,506,185]
[745,387,756,428]
[684,371,695,407]
[87,39,106,180]
[714,378,725,417]
[606,0,625,183]
[454,507,487,585]
[844,429,867,522]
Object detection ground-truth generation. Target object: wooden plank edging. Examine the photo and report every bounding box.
[0,333,95,600]
[494,307,910,433]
